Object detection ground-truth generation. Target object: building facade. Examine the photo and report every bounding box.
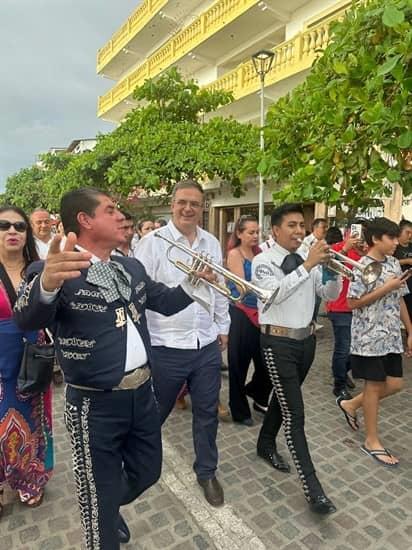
[97,0,405,240]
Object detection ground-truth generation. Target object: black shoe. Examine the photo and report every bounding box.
[307,495,337,515]
[118,513,130,544]
[252,402,268,415]
[346,375,356,389]
[233,417,254,427]
[257,447,290,473]
[333,387,352,400]
[197,477,224,507]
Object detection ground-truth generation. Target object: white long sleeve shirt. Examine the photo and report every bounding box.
[252,242,342,328]
[135,221,230,349]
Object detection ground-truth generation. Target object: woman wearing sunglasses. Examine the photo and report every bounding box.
[0,205,53,516]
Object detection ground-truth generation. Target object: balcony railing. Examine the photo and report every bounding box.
[98,1,348,119]
[97,0,168,73]
[98,0,260,117]
[205,12,339,99]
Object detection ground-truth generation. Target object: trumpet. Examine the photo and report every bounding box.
[298,239,381,285]
[154,232,278,312]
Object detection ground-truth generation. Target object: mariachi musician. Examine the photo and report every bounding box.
[14,187,212,550]
[252,203,342,515]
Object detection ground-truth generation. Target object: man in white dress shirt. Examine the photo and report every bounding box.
[252,203,341,515]
[135,180,230,507]
[30,208,53,259]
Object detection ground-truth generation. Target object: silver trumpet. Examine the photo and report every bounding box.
[155,232,278,312]
[298,239,381,284]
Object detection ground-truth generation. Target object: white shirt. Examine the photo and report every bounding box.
[39,248,147,372]
[252,242,341,328]
[35,237,52,260]
[135,221,230,349]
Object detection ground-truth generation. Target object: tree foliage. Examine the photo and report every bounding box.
[5,68,259,211]
[259,0,412,212]
[4,165,49,211]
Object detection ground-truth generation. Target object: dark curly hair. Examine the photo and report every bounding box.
[0,205,40,275]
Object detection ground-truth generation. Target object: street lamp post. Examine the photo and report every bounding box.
[252,49,275,239]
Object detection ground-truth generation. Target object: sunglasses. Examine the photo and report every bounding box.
[0,220,28,232]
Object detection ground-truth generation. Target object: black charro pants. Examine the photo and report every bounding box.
[64,379,161,550]
[257,333,324,497]
[228,306,272,421]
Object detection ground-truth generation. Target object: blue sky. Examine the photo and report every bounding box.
[0,0,139,191]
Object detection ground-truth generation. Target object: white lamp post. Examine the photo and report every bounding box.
[252,49,275,239]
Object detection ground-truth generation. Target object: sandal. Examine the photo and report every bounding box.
[18,490,44,508]
[360,445,399,468]
[336,395,359,431]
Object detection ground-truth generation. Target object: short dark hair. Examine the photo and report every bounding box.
[137,218,153,232]
[60,187,111,236]
[311,217,327,230]
[0,205,39,272]
[271,203,304,227]
[363,217,400,246]
[155,218,167,227]
[171,179,204,201]
[120,211,133,222]
[399,218,412,231]
[325,226,343,245]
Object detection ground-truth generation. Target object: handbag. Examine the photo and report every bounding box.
[0,262,55,394]
[17,334,55,394]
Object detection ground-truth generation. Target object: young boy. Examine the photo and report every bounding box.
[337,218,412,466]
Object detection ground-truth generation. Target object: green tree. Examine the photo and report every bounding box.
[259,0,412,212]
[5,68,259,208]
[4,166,49,212]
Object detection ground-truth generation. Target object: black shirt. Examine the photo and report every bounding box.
[394,243,412,292]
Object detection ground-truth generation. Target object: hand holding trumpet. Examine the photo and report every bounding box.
[303,240,331,272]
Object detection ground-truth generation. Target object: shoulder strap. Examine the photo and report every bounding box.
[0,262,18,307]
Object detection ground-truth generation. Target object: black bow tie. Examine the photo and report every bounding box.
[281,253,304,275]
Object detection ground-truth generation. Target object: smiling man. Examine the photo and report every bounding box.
[135,179,230,507]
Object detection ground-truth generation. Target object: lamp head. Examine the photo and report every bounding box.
[252,49,275,77]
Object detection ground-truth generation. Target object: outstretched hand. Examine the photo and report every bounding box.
[41,232,92,292]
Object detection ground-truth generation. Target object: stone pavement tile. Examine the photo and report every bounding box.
[18,524,41,545]
[300,532,326,549]
[345,530,374,549]
[0,536,13,550]
[36,535,65,550]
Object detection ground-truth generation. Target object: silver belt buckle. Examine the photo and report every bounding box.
[116,366,150,390]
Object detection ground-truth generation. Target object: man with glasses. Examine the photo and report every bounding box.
[30,208,53,259]
[135,179,230,507]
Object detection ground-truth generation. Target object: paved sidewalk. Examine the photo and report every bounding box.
[1,320,411,549]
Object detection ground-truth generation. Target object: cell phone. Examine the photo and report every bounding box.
[350,223,363,239]
[400,268,412,280]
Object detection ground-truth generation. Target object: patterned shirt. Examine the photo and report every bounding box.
[348,255,408,356]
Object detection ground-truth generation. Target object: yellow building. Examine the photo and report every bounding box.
[97,0,403,239]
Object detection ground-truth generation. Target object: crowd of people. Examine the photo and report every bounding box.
[0,184,411,549]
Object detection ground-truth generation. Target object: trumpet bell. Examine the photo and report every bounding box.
[359,262,382,285]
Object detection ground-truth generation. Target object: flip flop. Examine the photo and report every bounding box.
[336,395,359,431]
[360,445,399,468]
[18,490,44,508]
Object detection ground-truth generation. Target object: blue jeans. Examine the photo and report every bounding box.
[328,312,352,391]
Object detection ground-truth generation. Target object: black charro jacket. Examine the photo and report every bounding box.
[14,256,193,389]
